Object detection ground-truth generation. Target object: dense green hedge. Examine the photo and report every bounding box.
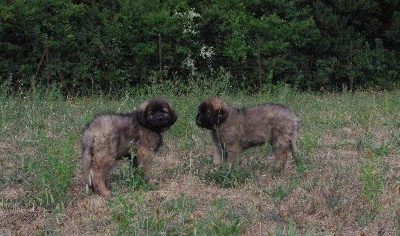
[1,0,399,95]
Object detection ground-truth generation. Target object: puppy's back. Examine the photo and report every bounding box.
[83,113,136,144]
[240,103,298,145]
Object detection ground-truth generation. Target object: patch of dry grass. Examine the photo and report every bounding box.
[0,88,399,235]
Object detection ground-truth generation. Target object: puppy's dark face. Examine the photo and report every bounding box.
[138,98,177,132]
[196,98,227,130]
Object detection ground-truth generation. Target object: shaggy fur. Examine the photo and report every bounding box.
[81,98,177,196]
[196,97,298,173]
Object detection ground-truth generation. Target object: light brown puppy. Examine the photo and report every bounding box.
[196,97,298,173]
[81,98,177,196]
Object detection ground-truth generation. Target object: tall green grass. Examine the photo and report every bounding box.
[110,192,246,235]
[1,82,399,235]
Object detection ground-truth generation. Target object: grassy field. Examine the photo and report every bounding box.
[0,85,399,235]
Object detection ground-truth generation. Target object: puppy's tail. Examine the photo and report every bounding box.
[81,141,94,192]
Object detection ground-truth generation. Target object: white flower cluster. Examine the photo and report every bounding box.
[200,45,215,59]
[183,53,195,68]
[174,8,200,35]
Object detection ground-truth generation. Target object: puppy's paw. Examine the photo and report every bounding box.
[146,178,159,190]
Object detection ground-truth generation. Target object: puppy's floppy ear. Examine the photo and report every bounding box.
[169,107,178,124]
[211,106,227,125]
[137,100,149,125]
[209,98,228,125]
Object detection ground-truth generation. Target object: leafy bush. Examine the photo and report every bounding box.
[1,0,399,94]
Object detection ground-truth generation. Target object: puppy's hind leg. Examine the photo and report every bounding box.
[272,148,291,175]
[271,135,292,175]
[91,155,115,196]
[290,118,299,162]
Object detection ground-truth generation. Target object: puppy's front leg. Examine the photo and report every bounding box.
[225,143,242,168]
[136,146,158,187]
[212,131,224,165]
[213,142,223,165]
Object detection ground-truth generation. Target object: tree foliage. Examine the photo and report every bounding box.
[0,0,399,94]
